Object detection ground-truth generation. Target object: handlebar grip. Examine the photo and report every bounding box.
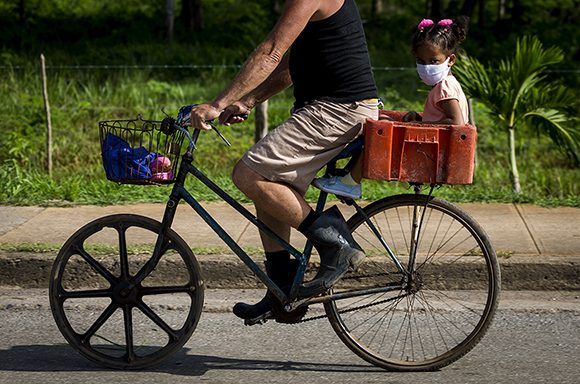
[160,117,177,135]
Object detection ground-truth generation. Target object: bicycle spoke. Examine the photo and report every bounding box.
[414,292,465,343]
[357,293,405,349]
[118,227,129,279]
[415,290,443,357]
[411,296,427,361]
[396,207,410,254]
[60,288,112,299]
[326,195,499,371]
[81,302,118,343]
[347,292,402,333]
[77,247,117,284]
[123,306,135,363]
[136,301,178,341]
[414,290,448,357]
[140,285,197,296]
[50,214,205,369]
[424,289,485,327]
[133,239,172,282]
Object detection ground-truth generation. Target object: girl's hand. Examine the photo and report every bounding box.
[219,101,251,126]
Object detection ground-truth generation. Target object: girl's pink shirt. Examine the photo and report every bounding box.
[422,74,469,124]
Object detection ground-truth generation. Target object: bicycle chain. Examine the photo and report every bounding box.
[294,271,406,324]
[247,271,404,325]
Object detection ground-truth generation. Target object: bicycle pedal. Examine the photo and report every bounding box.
[243,311,274,326]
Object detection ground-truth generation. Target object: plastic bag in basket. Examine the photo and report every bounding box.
[102,133,156,181]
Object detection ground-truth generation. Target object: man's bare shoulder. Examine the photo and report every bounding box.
[285,0,343,21]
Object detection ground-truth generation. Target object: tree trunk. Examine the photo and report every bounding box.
[371,0,384,18]
[181,0,204,32]
[460,0,478,18]
[511,0,524,24]
[508,127,522,194]
[497,0,506,20]
[19,0,25,22]
[254,101,269,143]
[192,0,203,31]
[165,0,174,45]
[478,0,486,28]
[18,0,26,49]
[272,0,284,15]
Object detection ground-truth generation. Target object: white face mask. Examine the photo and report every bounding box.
[416,57,451,86]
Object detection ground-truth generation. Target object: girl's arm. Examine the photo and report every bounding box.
[403,99,465,125]
[421,99,465,125]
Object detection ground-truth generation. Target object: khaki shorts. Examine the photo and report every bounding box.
[241,99,379,195]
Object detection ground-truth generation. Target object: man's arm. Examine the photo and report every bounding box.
[240,53,292,109]
[191,0,321,130]
[219,55,292,125]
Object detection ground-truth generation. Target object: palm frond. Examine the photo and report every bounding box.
[498,36,564,124]
[454,54,492,99]
[523,108,580,163]
[525,83,579,112]
[454,54,506,118]
[454,35,578,169]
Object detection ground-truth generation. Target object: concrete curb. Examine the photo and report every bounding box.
[1,252,578,290]
[1,202,578,291]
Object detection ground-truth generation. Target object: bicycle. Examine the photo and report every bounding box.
[49,106,501,371]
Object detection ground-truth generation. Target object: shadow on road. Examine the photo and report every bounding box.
[0,344,385,375]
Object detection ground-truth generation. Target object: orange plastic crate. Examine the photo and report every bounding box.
[362,114,477,185]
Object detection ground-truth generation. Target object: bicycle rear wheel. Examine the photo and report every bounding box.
[324,194,500,371]
[49,214,204,369]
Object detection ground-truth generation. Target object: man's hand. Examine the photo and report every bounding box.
[219,101,252,126]
[402,111,422,122]
[190,103,221,131]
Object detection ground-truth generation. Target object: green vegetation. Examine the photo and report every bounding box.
[455,36,579,194]
[0,0,578,207]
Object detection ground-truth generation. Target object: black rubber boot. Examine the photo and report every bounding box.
[298,205,365,298]
[232,258,298,320]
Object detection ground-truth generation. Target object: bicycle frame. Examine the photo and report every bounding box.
[132,128,409,309]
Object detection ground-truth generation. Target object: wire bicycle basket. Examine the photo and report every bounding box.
[98,115,186,185]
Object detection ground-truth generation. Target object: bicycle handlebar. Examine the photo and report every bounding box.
[160,105,248,153]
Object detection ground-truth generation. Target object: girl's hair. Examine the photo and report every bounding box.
[412,15,470,55]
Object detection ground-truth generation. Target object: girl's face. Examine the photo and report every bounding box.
[415,44,455,66]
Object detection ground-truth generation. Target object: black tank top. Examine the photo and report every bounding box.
[289,0,378,109]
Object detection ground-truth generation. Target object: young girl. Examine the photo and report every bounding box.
[314,16,470,199]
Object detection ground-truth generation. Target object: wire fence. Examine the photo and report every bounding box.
[2,63,579,74]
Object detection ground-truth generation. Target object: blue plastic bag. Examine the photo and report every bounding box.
[102,133,156,181]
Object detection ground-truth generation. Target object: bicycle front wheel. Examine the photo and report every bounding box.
[324,194,500,371]
[49,214,204,369]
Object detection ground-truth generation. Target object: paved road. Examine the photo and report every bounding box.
[0,289,578,384]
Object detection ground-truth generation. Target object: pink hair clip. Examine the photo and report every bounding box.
[438,19,454,26]
[417,19,434,30]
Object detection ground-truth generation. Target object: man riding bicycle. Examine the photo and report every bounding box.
[189,0,379,322]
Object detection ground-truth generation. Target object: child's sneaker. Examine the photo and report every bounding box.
[313,175,362,199]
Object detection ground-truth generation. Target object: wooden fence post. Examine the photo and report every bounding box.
[254,100,268,143]
[40,53,53,177]
[165,0,174,45]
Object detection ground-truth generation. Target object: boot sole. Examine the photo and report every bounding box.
[348,252,366,271]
